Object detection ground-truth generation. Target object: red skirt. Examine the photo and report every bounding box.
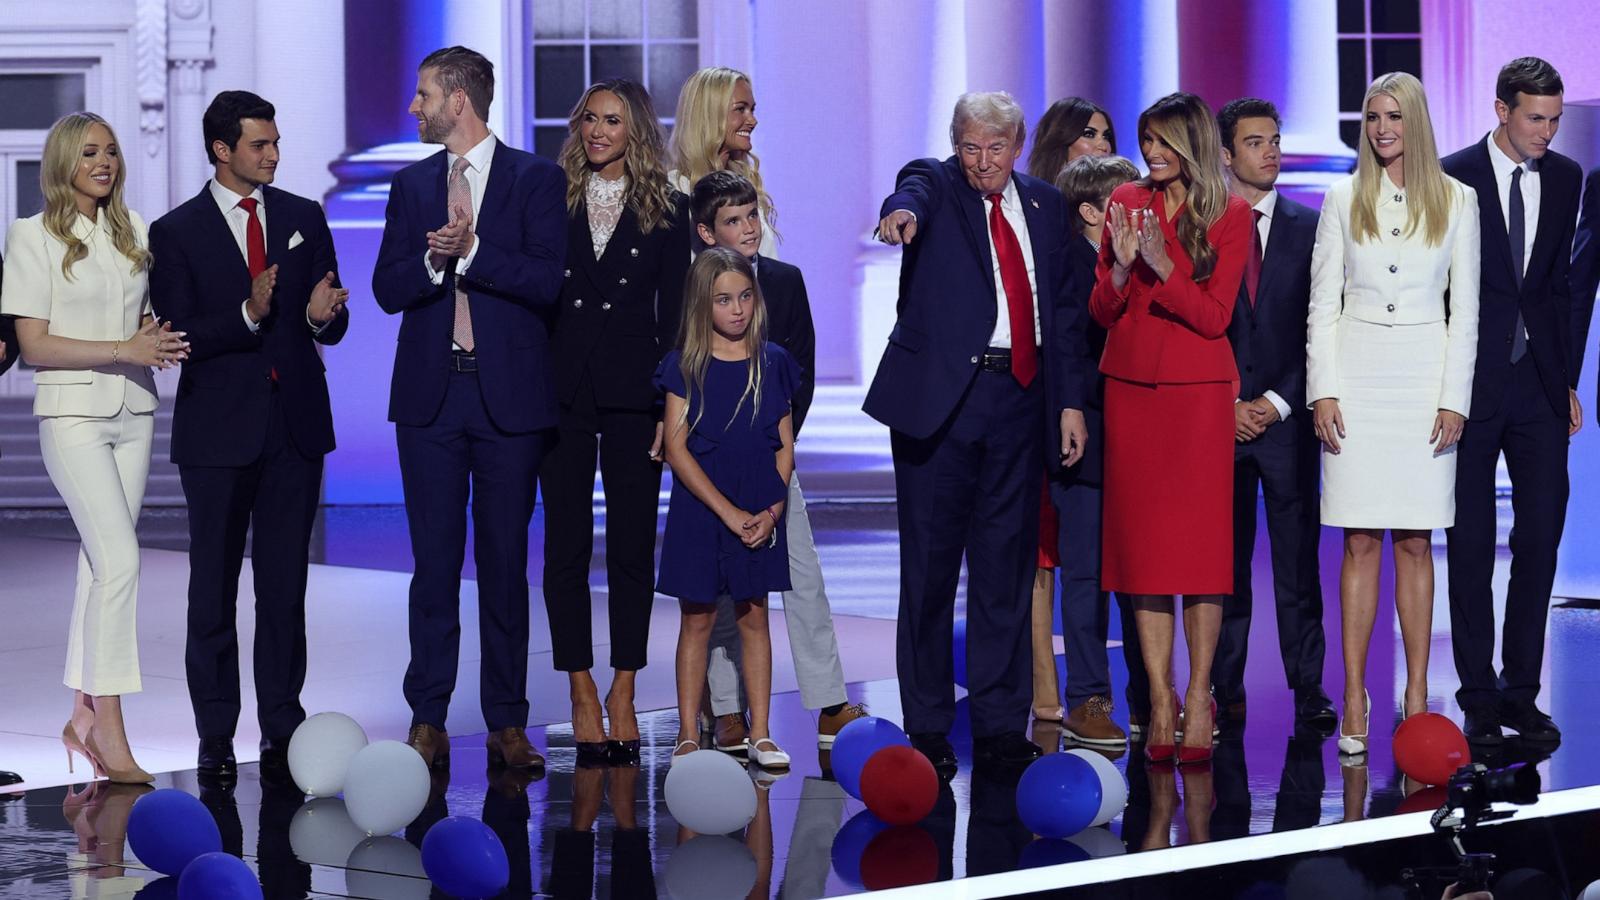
[1100,377,1234,595]
[1037,476,1060,568]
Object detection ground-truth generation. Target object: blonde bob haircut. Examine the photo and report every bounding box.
[668,67,777,238]
[41,112,149,280]
[950,91,1027,148]
[1136,92,1230,281]
[1350,71,1454,247]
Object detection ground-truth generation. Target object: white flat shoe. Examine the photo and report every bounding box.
[670,740,700,767]
[1337,691,1371,756]
[749,738,790,770]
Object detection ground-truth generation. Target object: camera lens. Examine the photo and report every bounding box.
[1482,762,1540,806]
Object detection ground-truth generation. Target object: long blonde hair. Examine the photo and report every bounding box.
[558,79,679,234]
[1351,72,1453,247]
[41,112,149,280]
[677,247,768,434]
[1136,93,1230,281]
[668,67,777,239]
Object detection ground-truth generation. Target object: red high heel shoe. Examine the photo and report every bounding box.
[1178,694,1217,766]
[1143,687,1183,763]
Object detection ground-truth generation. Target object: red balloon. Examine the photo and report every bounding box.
[859,826,938,891]
[1393,712,1471,786]
[1394,784,1449,816]
[860,745,939,825]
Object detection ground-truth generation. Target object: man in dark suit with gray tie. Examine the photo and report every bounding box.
[871,92,1089,771]
[1211,99,1334,733]
[1443,57,1583,746]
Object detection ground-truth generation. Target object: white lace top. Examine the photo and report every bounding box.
[585,173,628,259]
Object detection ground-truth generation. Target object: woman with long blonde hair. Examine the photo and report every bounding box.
[1089,92,1252,765]
[654,248,800,770]
[541,78,690,767]
[1307,72,1480,757]
[668,66,778,255]
[1,112,189,783]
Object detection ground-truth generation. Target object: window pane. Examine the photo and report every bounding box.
[1338,39,1368,113]
[15,160,42,218]
[648,44,698,109]
[532,0,585,39]
[590,44,643,84]
[591,0,643,38]
[0,74,87,130]
[1336,0,1365,32]
[534,45,586,119]
[1372,39,1422,78]
[1371,0,1421,32]
[1339,120,1363,154]
[534,126,568,162]
[648,0,698,38]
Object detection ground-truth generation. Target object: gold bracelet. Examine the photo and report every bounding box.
[111,341,120,365]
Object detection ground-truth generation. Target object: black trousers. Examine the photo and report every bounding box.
[182,390,321,742]
[1447,356,1569,711]
[539,376,662,672]
[892,370,1040,738]
[398,368,550,732]
[1213,420,1326,704]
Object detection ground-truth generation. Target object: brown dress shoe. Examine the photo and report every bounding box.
[407,723,451,769]
[1064,696,1128,747]
[816,704,868,747]
[486,727,546,769]
[714,713,749,753]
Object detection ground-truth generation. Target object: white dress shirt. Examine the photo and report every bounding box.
[984,178,1041,348]
[1245,190,1292,421]
[210,179,328,334]
[1486,132,1540,279]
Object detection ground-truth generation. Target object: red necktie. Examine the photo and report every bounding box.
[1245,208,1263,306]
[238,197,276,381]
[986,193,1037,387]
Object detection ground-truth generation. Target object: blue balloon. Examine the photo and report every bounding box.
[1018,838,1090,869]
[127,789,223,877]
[830,811,889,887]
[177,852,262,899]
[133,876,179,900]
[831,717,911,800]
[953,618,968,688]
[420,816,510,899]
[1015,753,1101,839]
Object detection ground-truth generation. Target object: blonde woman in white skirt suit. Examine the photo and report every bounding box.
[1306,72,1480,757]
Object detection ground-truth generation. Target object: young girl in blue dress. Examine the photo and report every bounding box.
[656,247,798,769]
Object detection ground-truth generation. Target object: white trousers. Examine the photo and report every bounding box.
[39,405,153,695]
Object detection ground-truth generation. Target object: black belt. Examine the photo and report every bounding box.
[450,350,478,373]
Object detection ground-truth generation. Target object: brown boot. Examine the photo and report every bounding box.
[816,704,869,748]
[486,727,546,769]
[406,723,451,769]
[1064,696,1128,747]
[713,713,749,753]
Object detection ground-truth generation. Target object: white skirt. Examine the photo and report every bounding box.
[1320,317,1456,529]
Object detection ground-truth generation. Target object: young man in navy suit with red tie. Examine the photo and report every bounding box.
[150,91,349,776]
[1211,99,1334,733]
[373,47,567,771]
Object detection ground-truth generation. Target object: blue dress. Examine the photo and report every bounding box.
[654,343,798,603]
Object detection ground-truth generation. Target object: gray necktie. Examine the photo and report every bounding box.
[449,156,476,352]
[1509,165,1527,364]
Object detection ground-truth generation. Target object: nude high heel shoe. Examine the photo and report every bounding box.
[62,722,97,778]
[1337,691,1371,756]
[83,728,154,785]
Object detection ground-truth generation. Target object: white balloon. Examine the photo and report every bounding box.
[664,835,757,900]
[1064,825,1126,858]
[288,798,368,868]
[288,712,369,797]
[343,740,431,836]
[1578,879,1600,900]
[663,750,757,835]
[1066,748,1128,827]
[345,836,431,900]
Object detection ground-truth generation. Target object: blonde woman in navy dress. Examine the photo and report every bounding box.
[656,248,799,770]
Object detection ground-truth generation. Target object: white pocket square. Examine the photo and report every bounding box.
[287,231,304,249]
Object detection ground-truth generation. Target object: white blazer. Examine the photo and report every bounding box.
[0,211,158,418]
[1307,172,1481,415]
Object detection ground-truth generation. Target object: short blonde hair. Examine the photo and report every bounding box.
[950,91,1026,148]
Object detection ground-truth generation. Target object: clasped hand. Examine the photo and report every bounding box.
[427,212,475,268]
[126,319,189,369]
[1235,398,1280,442]
[722,506,780,549]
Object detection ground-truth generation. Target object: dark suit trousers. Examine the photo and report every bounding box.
[892,369,1040,738]
[182,389,321,741]
[398,367,550,732]
[540,375,662,672]
[1214,422,1325,704]
[1051,477,1144,709]
[1447,357,1569,710]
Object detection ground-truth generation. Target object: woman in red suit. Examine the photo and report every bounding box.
[1090,93,1251,764]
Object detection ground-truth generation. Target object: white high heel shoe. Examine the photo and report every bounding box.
[1337,691,1371,756]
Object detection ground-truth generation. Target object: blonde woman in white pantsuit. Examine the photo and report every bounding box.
[1,112,189,783]
[1307,73,1480,758]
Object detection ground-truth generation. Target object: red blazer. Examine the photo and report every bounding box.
[1090,183,1251,385]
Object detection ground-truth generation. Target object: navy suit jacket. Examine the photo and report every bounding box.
[150,184,348,467]
[864,156,1088,446]
[1442,138,1582,420]
[373,140,567,433]
[1570,166,1600,389]
[1059,235,1106,485]
[1226,193,1317,440]
[755,255,817,437]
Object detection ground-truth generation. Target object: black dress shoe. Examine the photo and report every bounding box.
[973,731,1042,767]
[1463,707,1503,746]
[1294,690,1338,736]
[0,770,21,787]
[198,737,238,775]
[258,736,291,769]
[909,732,958,772]
[1499,701,1560,743]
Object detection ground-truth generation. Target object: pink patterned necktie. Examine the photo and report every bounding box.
[448,156,475,352]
